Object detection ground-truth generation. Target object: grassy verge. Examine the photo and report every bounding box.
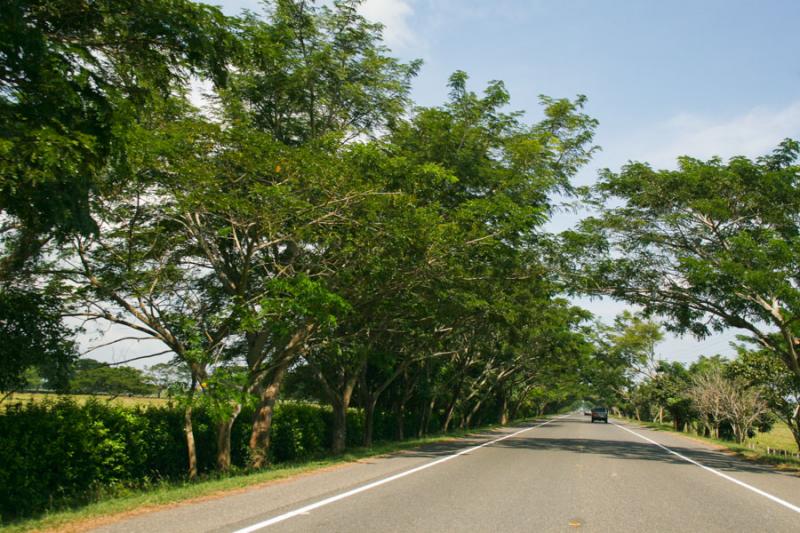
[747,421,799,452]
[617,416,800,473]
[0,420,537,533]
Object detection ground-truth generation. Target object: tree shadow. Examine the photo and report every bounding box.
[489,434,782,477]
[391,419,567,459]
[395,417,794,480]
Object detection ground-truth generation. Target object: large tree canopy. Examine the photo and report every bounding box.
[0,286,78,395]
[0,0,236,261]
[566,139,800,382]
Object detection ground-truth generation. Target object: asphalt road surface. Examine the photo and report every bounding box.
[93,414,800,532]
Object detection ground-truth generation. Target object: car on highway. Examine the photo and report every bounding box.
[590,407,608,423]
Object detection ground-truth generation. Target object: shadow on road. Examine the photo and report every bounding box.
[394,417,793,481]
[389,418,562,459]
[488,428,775,477]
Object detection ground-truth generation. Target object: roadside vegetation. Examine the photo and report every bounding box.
[619,416,800,473]
[2,0,799,527]
[582,313,800,456]
[0,416,535,533]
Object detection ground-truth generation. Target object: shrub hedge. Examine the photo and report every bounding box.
[0,398,394,521]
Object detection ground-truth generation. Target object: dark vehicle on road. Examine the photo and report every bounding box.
[590,407,608,423]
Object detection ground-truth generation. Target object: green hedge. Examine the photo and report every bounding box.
[0,398,395,521]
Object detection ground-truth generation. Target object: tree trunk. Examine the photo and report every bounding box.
[248,360,291,469]
[785,405,800,451]
[331,399,348,454]
[537,402,549,417]
[441,368,469,433]
[509,398,524,421]
[359,358,410,446]
[498,394,509,425]
[363,397,377,447]
[247,325,312,469]
[216,403,242,472]
[732,423,743,443]
[465,398,484,428]
[184,402,198,479]
[419,394,436,437]
[395,399,405,441]
[331,382,355,454]
[442,397,459,433]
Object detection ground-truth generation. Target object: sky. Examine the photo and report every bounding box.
[87,1,800,367]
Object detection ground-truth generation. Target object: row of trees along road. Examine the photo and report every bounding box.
[1,0,599,479]
[581,314,799,450]
[3,0,800,480]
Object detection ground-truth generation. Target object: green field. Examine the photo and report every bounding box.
[1,392,168,407]
[747,421,800,454]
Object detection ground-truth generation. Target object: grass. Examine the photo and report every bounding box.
[1,392,168,407]
[747,421,799,452]
[619,416,800,472]
[0,419,537,533]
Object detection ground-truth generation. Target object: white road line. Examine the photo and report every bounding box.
[613,421,800,515]
[232,413,573,532]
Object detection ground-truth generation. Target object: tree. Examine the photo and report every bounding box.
[690,365,768,443]
[650,361,692,430]
[0,0,235,251]
[170,0,420,467]
[0,286,78,398]
[606,312,664,379]
[724,380,769,444]
[689,367,729,438]
[582,312,664,416]
[230,0,420,145]
[145,361,191,398]
[729,344,800,450]
[566,139,800,433]
[0,0,236,441]
[70,359,156,396]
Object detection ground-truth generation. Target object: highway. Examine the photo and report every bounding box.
[92,414,800,532]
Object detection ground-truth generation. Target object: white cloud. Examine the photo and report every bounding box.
[359,0,417,50]
[632,100,800,169]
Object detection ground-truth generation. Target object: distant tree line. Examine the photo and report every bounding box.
[586,315,800,450]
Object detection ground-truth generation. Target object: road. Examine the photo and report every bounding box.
[92,414,800,532]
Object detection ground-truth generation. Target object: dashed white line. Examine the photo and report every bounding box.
[232,413,572,532]
[613,421,800,515]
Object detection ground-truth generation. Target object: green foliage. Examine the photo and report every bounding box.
[230,0,420,144]
[0,286,78,393]
[0,398,399,521]
[3,0,605,500]
[568,139,800,382]
[0,399,183,520]
[69,361,156,396]
[729,343,800,449]
[0,0,236,238]
[582,312,664,407]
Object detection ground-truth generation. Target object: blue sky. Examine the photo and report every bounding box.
[91,1,800,366]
